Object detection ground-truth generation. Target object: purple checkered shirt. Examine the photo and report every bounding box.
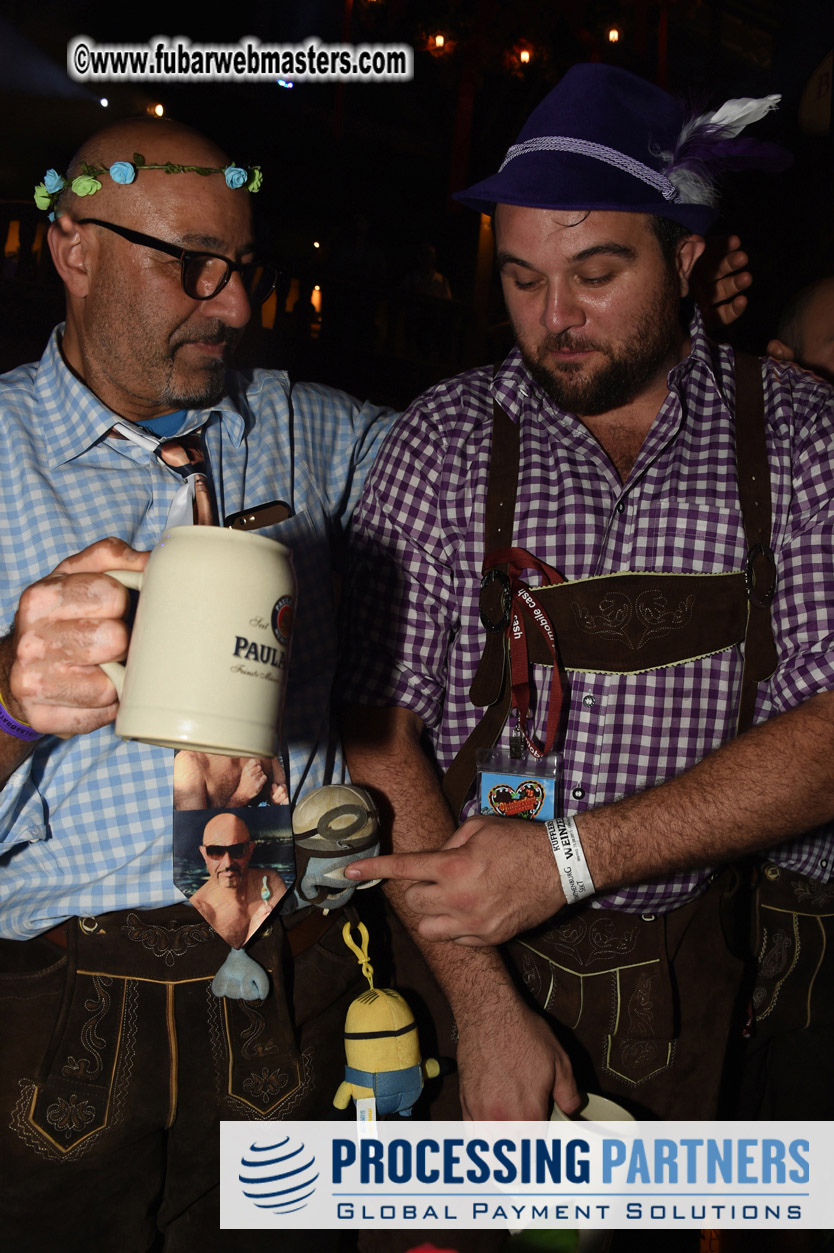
[342,313,834,912]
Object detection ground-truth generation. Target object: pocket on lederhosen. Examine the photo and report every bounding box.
[751,863,834,1034]
[21,934,135,1156]
[21,909,219,1153]
[505,872,743,1091]
[507,904,676,1087]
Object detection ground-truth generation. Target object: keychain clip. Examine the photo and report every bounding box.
[341,920,375,989]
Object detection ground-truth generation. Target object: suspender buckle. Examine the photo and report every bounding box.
[744,543,777,608]
[479,568,513,633]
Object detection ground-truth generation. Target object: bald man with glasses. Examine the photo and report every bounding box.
[0,117,391,1253]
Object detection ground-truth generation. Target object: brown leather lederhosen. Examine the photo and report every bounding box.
[440,353,779,1115]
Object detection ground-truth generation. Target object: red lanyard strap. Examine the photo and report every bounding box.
[482,547,565,759]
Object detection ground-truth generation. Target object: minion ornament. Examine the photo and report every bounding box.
[334,921,439,1118]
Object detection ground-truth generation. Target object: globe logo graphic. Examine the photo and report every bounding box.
[239,1135,319,1215]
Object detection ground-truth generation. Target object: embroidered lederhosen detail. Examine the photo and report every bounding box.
[14,906,318,1156]
[509,908,672,1087]
[9,975,141,1165]
[506,871,744,1089]
[121,912,213,965]
[21,971,140,1157]
[521,570,747,674]
[22,923,140,1156]
[750,865,834,1031]
[220,991,313,1116]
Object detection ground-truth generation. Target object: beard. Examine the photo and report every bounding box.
[161,322,242,409]
[516,271,683,418]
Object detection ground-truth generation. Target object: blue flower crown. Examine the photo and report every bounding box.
[34,153,262,219]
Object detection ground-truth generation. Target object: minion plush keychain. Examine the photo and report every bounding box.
[333,921,439,1120]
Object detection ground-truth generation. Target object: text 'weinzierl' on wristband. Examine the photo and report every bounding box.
[544,816,596,904]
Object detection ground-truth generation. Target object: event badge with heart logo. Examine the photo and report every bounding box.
[487,780,547,819]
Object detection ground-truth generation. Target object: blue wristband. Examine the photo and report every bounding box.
[0,693,43,742]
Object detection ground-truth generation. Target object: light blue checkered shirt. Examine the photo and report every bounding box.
[0,328,393,939]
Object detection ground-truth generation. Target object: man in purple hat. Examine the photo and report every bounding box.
[340,64,834,1125]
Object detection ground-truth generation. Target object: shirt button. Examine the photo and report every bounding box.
[583,695,596,708]
[616,501,626,514]
[821,860,829,870]
[571,786,585,800]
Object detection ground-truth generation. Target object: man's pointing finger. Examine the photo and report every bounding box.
[344,851,445,882]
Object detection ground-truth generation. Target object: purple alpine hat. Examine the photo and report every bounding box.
[455,63,785,233]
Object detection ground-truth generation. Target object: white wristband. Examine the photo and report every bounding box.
[544,817,596,904]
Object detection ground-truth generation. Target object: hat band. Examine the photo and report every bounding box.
[499,136,679,203]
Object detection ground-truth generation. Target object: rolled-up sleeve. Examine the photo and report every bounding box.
[761,364,834,717]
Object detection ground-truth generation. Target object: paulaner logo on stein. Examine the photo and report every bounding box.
[272,595,293,646]
[101,526,296,758]
[231,635,289,671]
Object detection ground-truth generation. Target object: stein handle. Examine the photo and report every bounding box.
[100,568,145,696]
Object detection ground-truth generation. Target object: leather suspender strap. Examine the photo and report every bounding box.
[441,397,519,815]
[734,353,778,732]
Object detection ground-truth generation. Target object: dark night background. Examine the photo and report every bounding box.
[2,0,833,406]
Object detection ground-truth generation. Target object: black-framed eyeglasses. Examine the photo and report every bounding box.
[202,842,252,860]
[77,218,278,304]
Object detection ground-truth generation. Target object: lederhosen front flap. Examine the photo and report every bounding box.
[442,353,778,819]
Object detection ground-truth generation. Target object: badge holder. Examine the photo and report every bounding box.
[476,746,561,822]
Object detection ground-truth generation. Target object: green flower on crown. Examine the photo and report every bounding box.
[71,174,102,197]
[33,184,53,211]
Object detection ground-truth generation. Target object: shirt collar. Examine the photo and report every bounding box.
[492,347,537,424]
[34,326,246,468]
[668,303,728,393]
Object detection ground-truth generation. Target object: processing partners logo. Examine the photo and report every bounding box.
[222,1120,834,1231]
[238,1134,318,1216]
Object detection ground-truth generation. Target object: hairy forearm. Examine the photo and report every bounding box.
[579,689,834,893]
